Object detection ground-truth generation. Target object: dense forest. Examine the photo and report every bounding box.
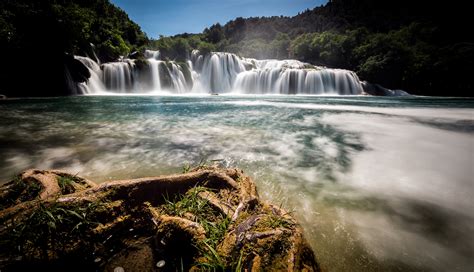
[1,0,472,96]
[151,0,473,96]
[0,0,147,97]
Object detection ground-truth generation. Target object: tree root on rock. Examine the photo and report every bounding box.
[0,166,319,271]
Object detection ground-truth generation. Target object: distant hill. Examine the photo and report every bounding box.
[154,0,473,96]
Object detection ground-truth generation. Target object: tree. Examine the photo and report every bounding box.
[270,33,290,59]
[204,23,224,43]
[197,42,216,55]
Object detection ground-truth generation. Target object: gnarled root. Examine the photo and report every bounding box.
[0,166,319,271]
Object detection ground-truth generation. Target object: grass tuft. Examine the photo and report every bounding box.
[4,202,104,259]
[57,176,75,194]
[161,186,235,270]
[259,214,294,230]
[0,176,42,209]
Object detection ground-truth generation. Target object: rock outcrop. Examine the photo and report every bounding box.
[361,81,410,96]
[65,54,91,83]
[0,167,319,271]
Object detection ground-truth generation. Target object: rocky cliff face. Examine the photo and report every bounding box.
[0,167,319,271]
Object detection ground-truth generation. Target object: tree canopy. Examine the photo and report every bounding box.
[0,0,148,96]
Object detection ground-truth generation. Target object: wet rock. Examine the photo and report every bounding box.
[158,62,173,89]
[129,51,144,60]
[361,81,410,96]
[65,54,91,83]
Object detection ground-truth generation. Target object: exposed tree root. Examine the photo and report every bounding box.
[0,166,319,271]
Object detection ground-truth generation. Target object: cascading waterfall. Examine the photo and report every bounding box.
[74,56,106,94]
[144,49,160,60]
[74,50,364,95]
[233,59,362,94]
[196,51,247,93]
[102,60,134,92]
[149,59,161,91]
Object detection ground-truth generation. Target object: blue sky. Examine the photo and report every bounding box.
[110,0,328,38]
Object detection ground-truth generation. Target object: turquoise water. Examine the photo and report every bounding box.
[1,95,473,271]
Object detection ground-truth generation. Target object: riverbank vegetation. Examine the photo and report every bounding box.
[0,0,147,96]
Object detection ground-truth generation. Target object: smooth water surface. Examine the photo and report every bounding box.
[1,95,473,271]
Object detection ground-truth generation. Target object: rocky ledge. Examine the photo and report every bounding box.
[0,167,319,271]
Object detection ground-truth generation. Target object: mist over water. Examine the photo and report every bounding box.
[0,95,473,271]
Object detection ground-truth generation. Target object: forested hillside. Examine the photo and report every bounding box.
[151,0,472,96]
[0,0,147,96]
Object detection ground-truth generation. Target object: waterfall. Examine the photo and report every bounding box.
[148,60,161,91]
[144,50,160,60]
[74,56,106,94]
[102,61,134,92]
[233,59,363,95]
[198,52,247,93]
[74,51,364,95]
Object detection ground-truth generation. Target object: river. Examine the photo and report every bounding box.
[1,95,473,271]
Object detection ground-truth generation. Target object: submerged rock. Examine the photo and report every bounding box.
[0,167,319,271]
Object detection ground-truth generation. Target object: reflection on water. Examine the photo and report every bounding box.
[1,95,473,271]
